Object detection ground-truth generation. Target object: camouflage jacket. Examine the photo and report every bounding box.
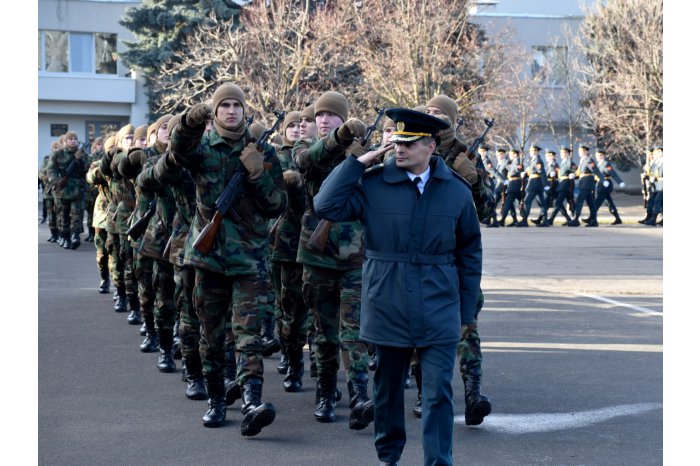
[151,153,197,267]
[84,152,101,203]
[269,143,306,263]
[39,156,54,199]
[436,138,495,222]
[47,147,88,201]
[135,152,176,261]
[169,115,286,276]
[294,130,364,270]
[109,151,136,235]
[85,153,111,229]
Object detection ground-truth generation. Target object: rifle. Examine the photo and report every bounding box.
[308,108,384,253]
[162,236,172,259]
[192,110,287,255]
[245,115,254,127]
[465,118,495,173]
[57,158,78,189]
[127,199,157,240]
[455,117,465,135]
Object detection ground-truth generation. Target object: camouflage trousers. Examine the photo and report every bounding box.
[106,232,124,289]
[302,264,367,381]
[175,265,200,359]
[57,198,84,235]
[153,259,176,332]
[193,268,268,383]
[85,199,95,230]
[118,234,136,297]
[94,228,109,275]
[411,288,486,379]
[260,257,277,333]
[133,253,155,323]
[45,197,57,230]
[271,260,309,354]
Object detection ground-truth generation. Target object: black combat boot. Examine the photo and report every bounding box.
[139,321,147,336]
[126,295,141,325]
[277,343,289,374]
[183,353,208,400]
[644,214,658,226]
[464,369,492,426]
[260,313,281,357]
[536,218,551,227]
[240,378,276,437]
[314,374,338,423]
[412,365,423,418]
[62,230,72,249]
[569,216,581,227]
[157,329,176,373]
[532,214,543,225]
[638,213,651,224]
[114,287,128,313]
[139,314,159,353]
[70,232,81,250]
[283,347,304,393]
[585,217,599,227]
[47,228,59,243]
[98,268,110,294]
[202,374,227,428]
[224,350,241,406]
[611,212,622,225]
[516,219,529,227]
[85,227,94,242]
[348,372,374,430]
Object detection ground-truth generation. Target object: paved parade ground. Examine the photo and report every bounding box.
[37,194,664,466]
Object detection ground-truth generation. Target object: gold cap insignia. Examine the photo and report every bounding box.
[396,121,405,132]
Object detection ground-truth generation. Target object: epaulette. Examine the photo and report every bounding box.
[364,163,385,176]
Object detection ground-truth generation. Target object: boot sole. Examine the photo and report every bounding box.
[349,401,374,430]
[186,391,208,401]
[241,404,276,436]
[466,400,492,426]
[202,417,226,428]
[158,366,177,373]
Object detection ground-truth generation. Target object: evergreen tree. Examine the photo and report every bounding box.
[119,0,242,119]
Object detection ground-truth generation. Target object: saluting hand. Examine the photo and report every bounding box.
[357,142,393,167]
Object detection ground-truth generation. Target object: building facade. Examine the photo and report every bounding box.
[38,0,147,165]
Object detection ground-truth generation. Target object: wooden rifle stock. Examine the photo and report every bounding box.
[126,199,157,240]
[307,219,332,253]
[193,210,224,255]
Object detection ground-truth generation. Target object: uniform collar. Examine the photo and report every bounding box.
[383,155,452,184]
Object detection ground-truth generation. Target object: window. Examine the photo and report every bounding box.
[531,46,567,86]
[39,30,118,75]
[85,120,125,147]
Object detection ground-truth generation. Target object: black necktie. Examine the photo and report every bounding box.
[412,177,421,198]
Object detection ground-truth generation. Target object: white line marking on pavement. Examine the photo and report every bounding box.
[482,342,662,352]
[456,402,662,433]
[575,293,662,316]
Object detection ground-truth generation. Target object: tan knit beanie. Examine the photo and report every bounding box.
[314,91,348,122]
[133,124,148,141]
[147,122,158,142]
[104,136,116,152]
[212,83,246,115]
[383,118,396,130]
[426,95,458,126]
[282,111,301,131]
[300,104,315,121]
[117,124,135,143]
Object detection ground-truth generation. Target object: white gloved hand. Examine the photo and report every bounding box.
[544,186,550,191]
[568,173,575,180]
[550,171,556,178]
[504,180,509,186]
[620,182,626,188]
[649,176,655,183]
[603,180,610,188]
[520,172,526,178]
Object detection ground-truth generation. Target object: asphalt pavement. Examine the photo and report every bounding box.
[37,193,663,466]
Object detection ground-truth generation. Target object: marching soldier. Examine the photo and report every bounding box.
[538,149,559,226]
[570,145,603,227]
[542,147,577,226]
[84,137,103,242]
[519,144,547,226]
[40,141,60,242]
[644,146,663,226]
[639,148,656,224]
[166,83,285,435]
[294,91,374,430]
[86,138,113,293]
[499,148,525,226]
[47,131,88,250]
[591,149,626,225]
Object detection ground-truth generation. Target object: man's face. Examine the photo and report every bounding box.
[300,116,317,139]
[579,148,589,158]
[133,137,147,149]
[478,148,489,159]
[285,121,301,142]
[66,136,79,149]
[497,151,506,160]
[561,150,571,159]
[546,154,555,162]
[508,151,518,161]
[530,148,539,158]
[595,152,605,162]
[654,149,663,159]
[381,126,396,145]
[394,138,435,175]
[315,111,343,138]
[216,99,244,129]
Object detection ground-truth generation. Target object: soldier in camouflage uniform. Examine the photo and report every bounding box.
[149,114,209,401]
[47,131,88,250]
[410,95,493,425]
[86,138,113,294]
[83,137,103,242]
[268,111,310,393]
[294,91,374,430]
[166,83,285,435]
[99,126,135,313]
[40,141,60,242]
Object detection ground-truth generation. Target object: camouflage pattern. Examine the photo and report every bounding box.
[119,233,137,298]
[39,155,57,229]
[85,153,111,230]
[133,252,155,323]
[435,138,494,222]
[193,267,270,382]
[119,146,161,248]
[294,131,364,270]
[270,144,306,263]
[301,265,367,381]
[93,228,110,275]
[153,259,177,332]
[111,152,136,235]
[135,155,176,261]
[84,152,101,229]
[106,232,123,289]
[47,147,88,201]
[169,115,286,276]
[175,264,199,359]
[274,261,308,354]
[98,149,120,234]
[57,198,85,235]
[458,288,485,377]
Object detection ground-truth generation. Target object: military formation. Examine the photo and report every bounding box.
[38,84,660,464]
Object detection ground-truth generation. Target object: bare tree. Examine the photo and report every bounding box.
[576,0,663,167]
